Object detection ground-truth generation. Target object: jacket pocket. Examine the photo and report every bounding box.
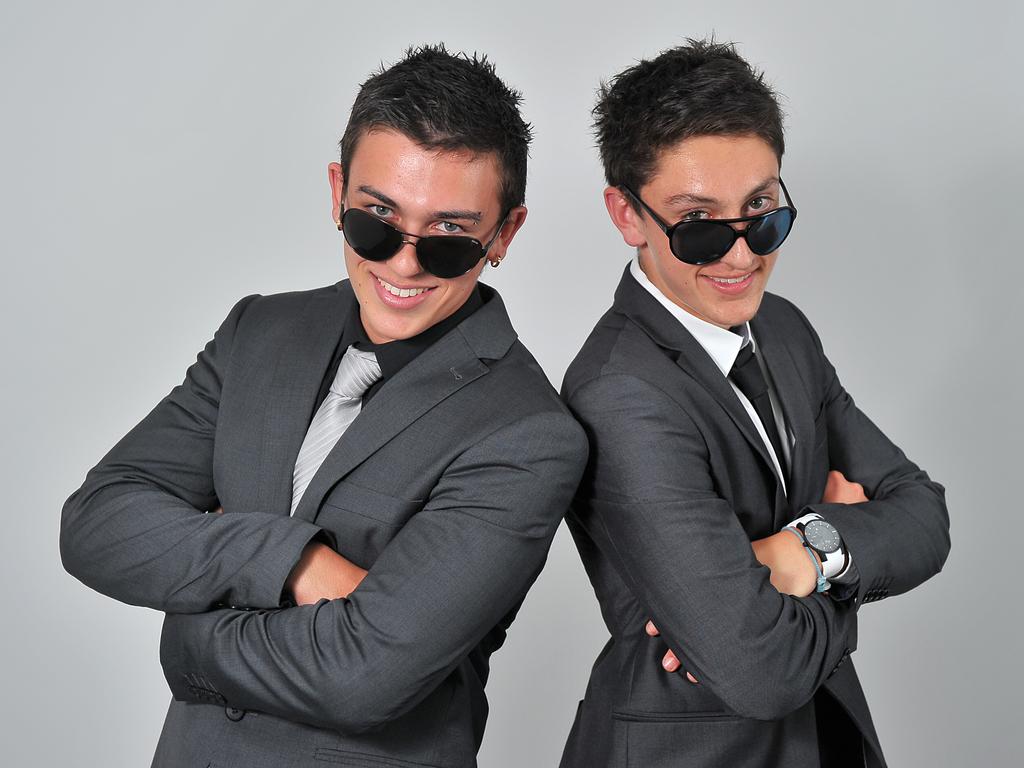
[313,747,442,768]
[315,483,423,565]
[319,482,423,526]
[613,708,744,723]
[613,702,818,768]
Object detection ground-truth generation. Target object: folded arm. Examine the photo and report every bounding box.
[794,308,951,606]
[159,411,588,733]
[59,295,325,613]
[656,470,866,677]
[567,373,855,721]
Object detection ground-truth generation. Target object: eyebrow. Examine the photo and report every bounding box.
[664,176,780,208]
[357,185,399,209]
[432,209,483,224]
[356,185,483,224]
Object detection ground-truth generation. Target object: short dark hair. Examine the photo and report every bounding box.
[593,39,785,198]
[339,44,532,214]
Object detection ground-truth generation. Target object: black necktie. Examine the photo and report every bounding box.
[728,341,788,480]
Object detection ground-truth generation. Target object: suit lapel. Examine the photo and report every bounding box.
[613,268,782,485]
[259,283,351,517]
[670,337,782,482]
[291,335,488,521]
[750,311,817,518]
[290,283,517,522]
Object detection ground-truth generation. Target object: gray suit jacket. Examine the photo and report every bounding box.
[559,267,950,768]
[60,280,588,768]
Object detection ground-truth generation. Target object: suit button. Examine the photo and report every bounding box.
[225,707,246,722]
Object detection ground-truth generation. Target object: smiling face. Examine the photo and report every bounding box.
[329,128,525,344]
[605,134,784,329]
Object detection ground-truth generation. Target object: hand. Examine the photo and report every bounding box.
[285,541,368,606]
[749,468,867,598]
[751,529,821,597]
[646,620,699,683]
[822,470,868,505]
[210,507,366,605]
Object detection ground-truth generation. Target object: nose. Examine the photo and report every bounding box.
[387,240,424,278]
[719,227,758,270]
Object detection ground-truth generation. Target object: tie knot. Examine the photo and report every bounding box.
[729,342,767,398]
[330,346,382,399]
[732,341,755,371]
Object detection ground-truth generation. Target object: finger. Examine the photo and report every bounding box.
[645,620,660,636]
[662,650,680,672]
[686,671,699,684]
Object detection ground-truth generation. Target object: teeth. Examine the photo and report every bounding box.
[377,276,427,298]
[710,274,751,284]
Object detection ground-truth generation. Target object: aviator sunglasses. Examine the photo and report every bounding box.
[340,207,507,279]
[623,179,797,266]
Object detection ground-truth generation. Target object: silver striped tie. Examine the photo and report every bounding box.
[290,345,381,515]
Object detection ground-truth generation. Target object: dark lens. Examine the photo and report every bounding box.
[745,208,795,255]
[670,222,738,265]
[416,236,484,278]
[341,209,403,261]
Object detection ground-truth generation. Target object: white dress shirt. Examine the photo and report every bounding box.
[628,257,856,586]
[629,257,792,493]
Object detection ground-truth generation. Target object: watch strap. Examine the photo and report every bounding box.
[788,512,850,580]
[784,526,829,593]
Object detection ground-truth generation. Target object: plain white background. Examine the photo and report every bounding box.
[2,1,1019,765]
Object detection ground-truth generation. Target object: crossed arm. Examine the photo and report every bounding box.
[207,507,368,606]
[566,360,948,720]
[60,296,587,733]
[654,469,868,681]
[160,411,587,733]
[59,296,328,614]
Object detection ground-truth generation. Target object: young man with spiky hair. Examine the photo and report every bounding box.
[560,40,949,767]
[61,45,587,767]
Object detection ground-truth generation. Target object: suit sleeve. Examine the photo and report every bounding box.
[59,295,325,613]
[793,307,951,606]
[158,410,588,733]
[565,373,856,721]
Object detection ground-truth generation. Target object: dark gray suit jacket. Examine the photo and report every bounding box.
[559,267,950,768]
[60,280,588,768]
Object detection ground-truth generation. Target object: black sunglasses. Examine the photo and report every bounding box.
[340,207,507,279]
[623,180,797,266]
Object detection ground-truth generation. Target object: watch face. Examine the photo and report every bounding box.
[804,520,841,554]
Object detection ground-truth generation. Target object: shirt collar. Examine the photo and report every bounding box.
[628,256,753,375]
[344,285,484,381]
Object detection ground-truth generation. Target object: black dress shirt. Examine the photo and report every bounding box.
[312,286,484,418]
[281,286,484,606]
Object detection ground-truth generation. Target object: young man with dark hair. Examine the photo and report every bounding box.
[560,39,949,767]
[61,45,587,768]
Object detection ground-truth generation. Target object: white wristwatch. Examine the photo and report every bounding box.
[784,512,851,589]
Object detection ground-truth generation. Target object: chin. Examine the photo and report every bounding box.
[723,293,766,323]
[371,315,424,342]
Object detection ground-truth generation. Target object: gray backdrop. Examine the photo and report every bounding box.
[2,1,1019,765]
